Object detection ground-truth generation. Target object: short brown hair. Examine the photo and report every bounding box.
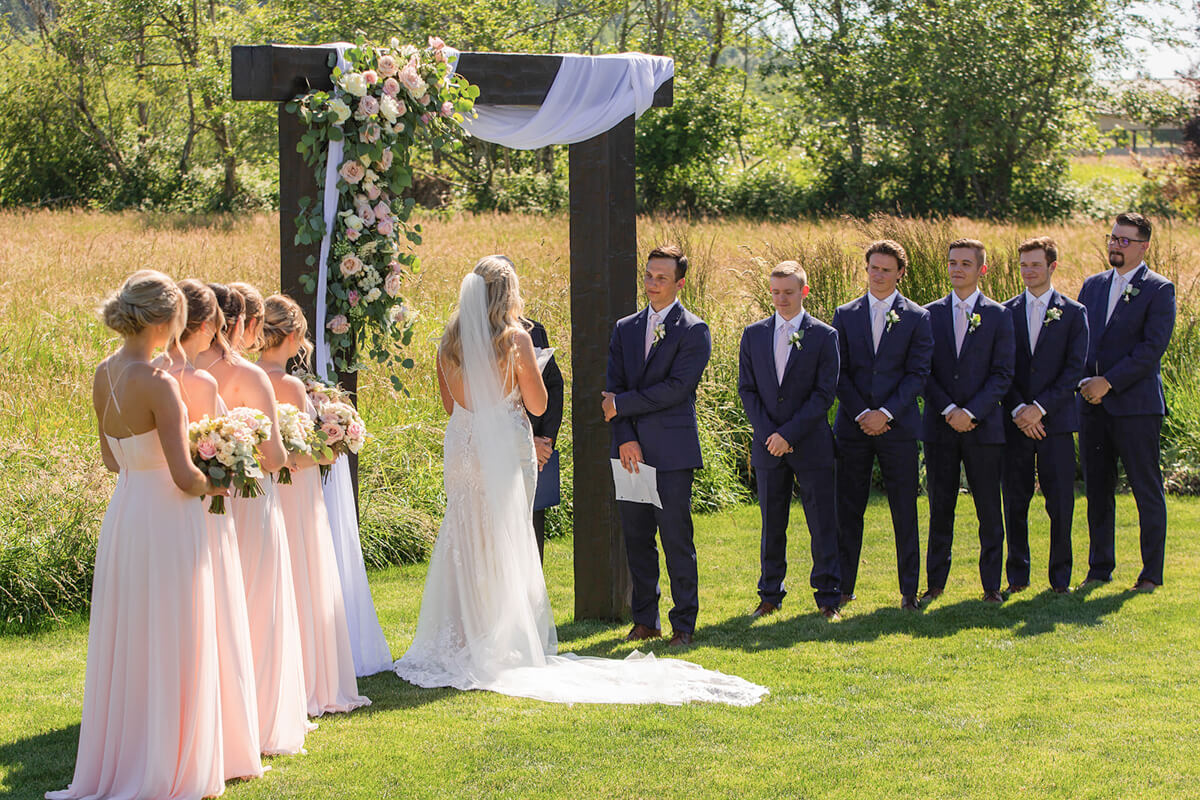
[1017,236,1058,265]
[1115,212,1152,240]
[647,244,688,281]
[948,238,987,266]
[865,239,908,272]
[770,260,808,289]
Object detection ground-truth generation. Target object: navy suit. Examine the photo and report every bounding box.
[832,293,933,598]
[1077,265,1175,585]
[737,311,842,609]
[1001,291,1088,589]
[922,293,1015,593]
[525,318,564,561]
[607,303,712,634]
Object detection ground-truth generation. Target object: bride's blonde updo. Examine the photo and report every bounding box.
[229,281,266,352]
[260,294,313,368]
[441,255,526,369]
[102,270,186,348]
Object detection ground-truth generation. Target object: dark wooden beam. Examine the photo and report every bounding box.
[232,45,672,107]
[568,116,636,620]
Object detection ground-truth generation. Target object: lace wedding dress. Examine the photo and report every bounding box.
[393,273,767,706]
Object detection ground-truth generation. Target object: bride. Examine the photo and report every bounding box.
[393,256,766,706]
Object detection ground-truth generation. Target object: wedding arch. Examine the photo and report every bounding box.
[231,44,674,620]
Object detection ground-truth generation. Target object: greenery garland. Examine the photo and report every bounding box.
[288,34,478,388]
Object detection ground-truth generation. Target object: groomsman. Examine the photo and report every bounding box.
[524,316,564,562]
[603,245,712,646]
[1001,237,1088,594]
[1077,212,1176,592]
[737,261,843,620]
[922,239,1014,603]
[832,241,933,611]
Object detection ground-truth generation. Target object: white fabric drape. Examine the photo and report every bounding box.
[458,52,674,149]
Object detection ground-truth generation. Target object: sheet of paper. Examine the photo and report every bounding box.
[534,346,556,372]
[610,459,661,508]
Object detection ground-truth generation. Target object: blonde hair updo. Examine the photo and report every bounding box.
[101,270,186,350]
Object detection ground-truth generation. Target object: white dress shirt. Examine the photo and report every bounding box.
[643,299,680,359]
[1105,262,1146,324]
[774,310,805,384]
[1012,286,1054,419]
[855,291,899,423]
[943,289,981,419]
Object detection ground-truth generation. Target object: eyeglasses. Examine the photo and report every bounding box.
[1106,235,1147,248]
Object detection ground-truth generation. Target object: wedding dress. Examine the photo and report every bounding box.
[393,274,767,706]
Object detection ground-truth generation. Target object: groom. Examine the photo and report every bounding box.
[603,245,712,647]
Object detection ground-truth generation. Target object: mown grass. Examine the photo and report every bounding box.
[3,494,1199,799]
[3,211,1200,630]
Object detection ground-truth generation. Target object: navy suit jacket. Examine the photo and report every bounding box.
[922,293,1015,445]
[1077,266,1175,417]
[737,312,839,470]
[607,303,712,471]
[1002,290,1088,435]
[832,293,933,442]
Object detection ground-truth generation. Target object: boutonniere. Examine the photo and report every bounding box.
[652,321,666,345]
[788,329,805,350]
[1043,307,1062,326]
[967,312,982,333]
[1122,283,1141,303]
[885,309,901,332]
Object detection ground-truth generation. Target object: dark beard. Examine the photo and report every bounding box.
[1108,251,1125,268]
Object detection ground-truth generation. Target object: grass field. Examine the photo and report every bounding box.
[3,494,1199,799]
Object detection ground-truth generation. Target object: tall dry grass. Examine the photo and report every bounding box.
[2,210,1199,630]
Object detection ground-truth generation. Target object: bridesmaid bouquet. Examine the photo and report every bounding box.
[294,368,353,407]
[275,403,313,485]
[188,410,270,514]
[317,401,368,459]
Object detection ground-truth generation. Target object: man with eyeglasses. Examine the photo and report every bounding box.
[1076,212,1176,593]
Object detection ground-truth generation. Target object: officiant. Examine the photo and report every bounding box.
[525,314,564,562]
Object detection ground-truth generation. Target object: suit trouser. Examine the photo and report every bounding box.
[533,510,546,563]
[1079,409,1167,585]
[836,435,921,597]
[1001,431,1076,589]
[924,438,1005,593]
[619,469,698,634]
[756,463,842,609]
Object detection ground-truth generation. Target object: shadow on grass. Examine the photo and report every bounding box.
[556,586,1141,655]
[0,723,80,799]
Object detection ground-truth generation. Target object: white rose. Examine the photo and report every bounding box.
[366,287,382,303]
[340,72,368,97]
[345,214,364,231]
[379,94,400,123]
[327,97,351,125]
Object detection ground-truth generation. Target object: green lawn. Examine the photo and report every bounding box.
[4,495,1199,799]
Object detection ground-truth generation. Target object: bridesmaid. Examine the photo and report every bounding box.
[50,270,224,799]
[198,282,311,755]
[154,279,264,782]
[257,294,371,716]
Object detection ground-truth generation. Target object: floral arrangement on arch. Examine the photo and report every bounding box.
[288,34,479,389]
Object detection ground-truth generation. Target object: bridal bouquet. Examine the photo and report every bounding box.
[188,411,270,514]
[275,403,313,485]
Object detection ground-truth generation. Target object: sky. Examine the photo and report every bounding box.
[1122,1,1198,78]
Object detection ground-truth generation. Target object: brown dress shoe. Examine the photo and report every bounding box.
[900,594,921,611]
[1077,576,1109,590]
[667,631,693,647]
[750,601,778,619]
[819,606,841,621]
[982,590,1004,604]
[839,593,857,607]
[920,587,943,601]
[625,623,662,642]
[1132,579,1159,593]
[1005,584,1029,595]
[1051,585,1072,594]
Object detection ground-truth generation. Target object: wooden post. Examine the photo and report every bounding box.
[231,44,672,619]
[569,116,637,619]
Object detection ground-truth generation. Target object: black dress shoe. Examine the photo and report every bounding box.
[982,590,1004,604]
[900,594,921,611]
[1132,579,1159,593]
[819,606,841,621]
[920,587,944,601]
[839,593,857,607]
[750,600,779,619]
[667,631,693,647]
[1005,583,1029,595]
[625,623,662,642]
